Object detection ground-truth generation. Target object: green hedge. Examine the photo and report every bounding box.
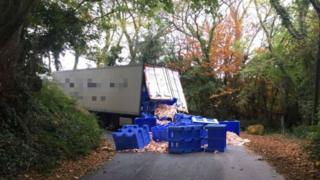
[0,81,102,177]
[293,124,320,160]
[310,130,320,160]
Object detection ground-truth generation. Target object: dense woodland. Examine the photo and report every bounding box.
[1,0,320,178]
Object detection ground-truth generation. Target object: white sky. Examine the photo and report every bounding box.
[46,52,96,72]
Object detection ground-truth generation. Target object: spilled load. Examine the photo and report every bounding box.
[53,65,247,154]
[155,104,177,120]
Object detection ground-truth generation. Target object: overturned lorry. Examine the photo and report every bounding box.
[52,65,188,128]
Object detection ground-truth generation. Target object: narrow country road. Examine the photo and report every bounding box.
[83,140,284,180]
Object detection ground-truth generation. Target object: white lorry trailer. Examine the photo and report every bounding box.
[52,65,188,128]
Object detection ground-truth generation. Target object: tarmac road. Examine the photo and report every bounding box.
[83,145,284,180]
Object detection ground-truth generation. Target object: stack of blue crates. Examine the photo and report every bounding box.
[112,125,150,150]
[185,116,216,146]
[205,124,227,152]
[134,116,157,130]
[219,120,240,135]
[168,124,202,153]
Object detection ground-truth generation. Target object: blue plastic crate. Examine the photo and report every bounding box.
[122,124,139,129]
[219,120,240,135]
[191,125,202,139]
[121,124,141,135]
[174,113,193,124]
[122,126,145,145]
[200,124,208,146]
[122,125,150,146]
[112,131,145,150]
[206,138,227,152]
[168,126,186,141]
[177,118,193,124]
[141,112,153,118]
[152,125,169,142]
[168,126,193,141]
[168,139,202,154]
[151,126,160,141]
[205,124,227,139]
[169,140,189,153]
[168,124,202,142]
[141,125,151,144]
[141,101,157,114]
[191,139,202,152]
[201,139,208,146]
[200,127,208,138]
[134,116,157,130]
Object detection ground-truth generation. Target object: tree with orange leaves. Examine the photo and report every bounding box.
[206,7,245,80]
[166,35,204,73]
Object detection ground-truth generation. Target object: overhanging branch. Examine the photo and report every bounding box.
[270,0,304,40]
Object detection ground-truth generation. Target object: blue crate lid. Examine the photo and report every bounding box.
[192,116,219,124]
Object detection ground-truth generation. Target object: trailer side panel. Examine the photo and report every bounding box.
[53,65,143,116]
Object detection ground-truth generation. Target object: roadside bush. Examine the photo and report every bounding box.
[308,125,320,161]
[293,124,320,160]
[310,129,320,160]
[292,125,319,139]
[0,81,102,177]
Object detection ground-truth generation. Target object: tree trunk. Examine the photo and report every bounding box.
[73,51,80,70]
[48,52,52,74]
[312,18,320,125]
[310,0,320,124]
[0,26,23,98]
[0,0,36,99]
[0,0,41,141]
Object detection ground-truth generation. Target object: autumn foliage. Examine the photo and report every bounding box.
[171,7,245,79]
[206,7,244,78]
[167,36,203,73]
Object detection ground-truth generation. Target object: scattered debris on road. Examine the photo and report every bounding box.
[242,133,320,180]
[21,139,115,180]
[120,140,168,153]
[119,142,167,154]
[144,140,168,153]
[137,140,169,153]
[227,132,250,146]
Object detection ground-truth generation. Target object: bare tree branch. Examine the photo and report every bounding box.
[254,0,275,51]
[270,0,304,40]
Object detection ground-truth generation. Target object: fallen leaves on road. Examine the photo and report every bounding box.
[242,132,320,180]
[21,139,115,180]
[227,131,250,146]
